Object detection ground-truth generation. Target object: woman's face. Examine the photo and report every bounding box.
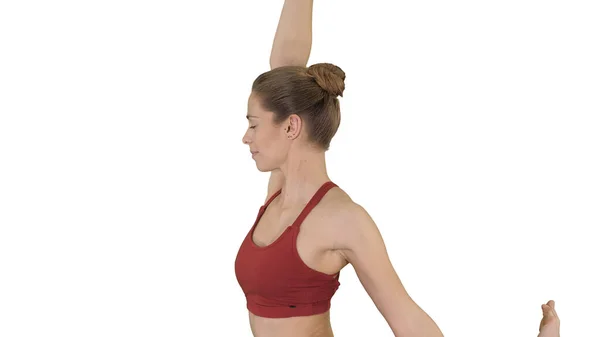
[242,93,291,172]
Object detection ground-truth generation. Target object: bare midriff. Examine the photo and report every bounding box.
[249,311,334,337]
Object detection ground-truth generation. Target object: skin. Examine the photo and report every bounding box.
[243,96,564,337]
[239,1,563,336]
[538,300,560,337]
[243,90,563,337]
[242,93,443,337]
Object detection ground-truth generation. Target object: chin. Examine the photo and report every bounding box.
[256,166,269,172]
[254,161,267,172]
[255,161,275,173]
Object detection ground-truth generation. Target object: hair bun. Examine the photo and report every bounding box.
[307,63,346,97]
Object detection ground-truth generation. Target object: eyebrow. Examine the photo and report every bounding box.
[246,115,259,119]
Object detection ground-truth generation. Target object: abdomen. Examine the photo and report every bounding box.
[249,311,334,337]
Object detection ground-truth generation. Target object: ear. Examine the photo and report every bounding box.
[285,114,302,140]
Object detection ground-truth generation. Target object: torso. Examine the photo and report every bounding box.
[249,311,334,337]
[247,184,353,337]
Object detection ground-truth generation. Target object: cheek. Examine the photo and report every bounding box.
[257,128,281,147]
[257,131,287,159]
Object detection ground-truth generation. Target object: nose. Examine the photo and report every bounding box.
[242,129,251,145]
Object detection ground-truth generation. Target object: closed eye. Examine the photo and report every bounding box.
[249,125,256,129]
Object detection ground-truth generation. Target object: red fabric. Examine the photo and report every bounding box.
[234,181,341,318]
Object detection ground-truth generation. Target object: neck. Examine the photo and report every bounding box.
[277,146,330,209]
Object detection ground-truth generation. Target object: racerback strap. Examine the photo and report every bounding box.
[291,181,337,229]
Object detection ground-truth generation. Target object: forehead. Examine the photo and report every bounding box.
[247,93,269,119]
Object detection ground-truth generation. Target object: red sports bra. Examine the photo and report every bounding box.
[234,181,341,318]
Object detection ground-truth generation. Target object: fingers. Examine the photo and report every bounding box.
[551,302,559,320]
[547,300,558,317]
[542,304,553,317]
[542,300,560,320]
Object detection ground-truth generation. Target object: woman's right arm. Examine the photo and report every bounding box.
[269,0,314,69]
[266,0,314,200]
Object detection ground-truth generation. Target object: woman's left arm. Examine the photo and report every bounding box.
[336,203,444,337]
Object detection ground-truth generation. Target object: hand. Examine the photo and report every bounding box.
[538,300,560,337]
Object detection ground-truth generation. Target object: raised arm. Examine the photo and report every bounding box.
[270,0,314,69]
[265,0,314,200]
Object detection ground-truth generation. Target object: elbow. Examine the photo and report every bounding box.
[269,41,311,69]
[269,55,308,69]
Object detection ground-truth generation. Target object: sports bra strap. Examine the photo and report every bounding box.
[264,189,282,208]
[291,181,337,228]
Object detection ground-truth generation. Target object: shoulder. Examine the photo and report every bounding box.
[331,200,377,237]
[297,183,356,233]
[321,194,384,260]
[316,185,372,227]
[315,183,355,216]
[315,187,379,246]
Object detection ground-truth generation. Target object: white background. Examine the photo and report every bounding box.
[1,0,598,336]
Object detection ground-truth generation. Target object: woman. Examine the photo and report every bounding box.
[234,1,562,336]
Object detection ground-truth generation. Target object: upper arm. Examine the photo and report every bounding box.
[337,204,412,307]
[337,204,439,335]
[265,170,284,203]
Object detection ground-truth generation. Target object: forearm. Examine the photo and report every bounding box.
[396,310,444,337]
[386,299,444,337]
[270,0,313,68]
